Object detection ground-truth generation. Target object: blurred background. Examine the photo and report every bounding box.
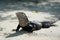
[0,0,60,16]
[0,0,60,40]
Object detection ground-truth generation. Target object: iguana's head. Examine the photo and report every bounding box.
[16,12,29,27]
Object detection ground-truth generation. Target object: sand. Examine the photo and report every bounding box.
[0,10,60,40]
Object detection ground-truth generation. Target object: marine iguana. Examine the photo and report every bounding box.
[12,12,60,32]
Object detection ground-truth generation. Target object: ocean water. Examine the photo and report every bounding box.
[0,0,60,17]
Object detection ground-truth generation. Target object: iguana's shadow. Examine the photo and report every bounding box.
[6,29,28,38]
